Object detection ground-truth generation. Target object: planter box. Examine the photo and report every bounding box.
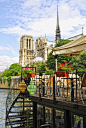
[31,73,35,77]
[27,73,31,78]
[55,71,69,77]
[27,73,35,78]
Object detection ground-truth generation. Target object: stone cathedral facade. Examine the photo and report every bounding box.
[19,6,84,66]
[35,35,56,61]
[19,34,56,66]
[19,7,60,66]
[19,35,35,67]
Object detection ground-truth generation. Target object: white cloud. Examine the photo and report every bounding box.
[7,44,15,55]
[0,0,86,40]
[0,46,10,51]
[0,56,19,71]
[0,17,56,37]
[0,0,86,72]
[69,0,86,10]
[22,0,41,8]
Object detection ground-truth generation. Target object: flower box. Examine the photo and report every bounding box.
[55,71,69,77]
[27,73,31,78]
[22,68,35,79]
[27,73,35,78]
[31,73,35,77]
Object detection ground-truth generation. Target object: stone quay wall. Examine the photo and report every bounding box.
[0,76,21,89]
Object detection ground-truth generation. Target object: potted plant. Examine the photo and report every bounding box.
[55,62,74,77]
[22,68,35,79]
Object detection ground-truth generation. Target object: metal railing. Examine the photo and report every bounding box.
[32,71,85,105]
[5,77,21,127]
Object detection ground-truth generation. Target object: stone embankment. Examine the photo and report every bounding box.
[0,76,20,89]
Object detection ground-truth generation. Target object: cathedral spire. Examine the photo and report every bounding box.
[56,5,59,30]
[55,5,61,43]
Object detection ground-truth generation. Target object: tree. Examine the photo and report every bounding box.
[37,61,46,71]
[26,64,29,67]
[79,50,86,67]
[73,50,86,76]
[55,39,73,48]
[57,54,71,64]
[1,69,9,77]
[46,50,55,70]
[32,61,46,71]
[8,63,22,76]
[46,39,73,70]
[0,63,22,86]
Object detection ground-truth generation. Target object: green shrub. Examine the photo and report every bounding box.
[0,77,2,84]
[45,70,55,75]
[3,77,6,84]
[7,76,11,87]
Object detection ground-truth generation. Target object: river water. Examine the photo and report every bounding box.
[0,89,10,128]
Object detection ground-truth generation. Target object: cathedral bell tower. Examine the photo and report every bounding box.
[55,6,61,43]
[19,35,35,67]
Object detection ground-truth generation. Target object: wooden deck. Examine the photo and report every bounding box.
[32,88,86,106]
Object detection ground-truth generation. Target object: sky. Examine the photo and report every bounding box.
[0,0,86,71]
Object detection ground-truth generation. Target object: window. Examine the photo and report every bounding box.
[27,39,28,49]
[29,39,31,49]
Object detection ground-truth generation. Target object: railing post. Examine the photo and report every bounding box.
[43,86,45,96]
[53,76,55,101]
[64,110,71,128]
[43,106,45,124]
[76,69,77,99]
[83,116,86,128]
[33,102,37,128]
[71,78,74,102]
[53,108,55,128]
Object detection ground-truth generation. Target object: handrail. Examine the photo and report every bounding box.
[5,76,21,127]
[34,72,84,103]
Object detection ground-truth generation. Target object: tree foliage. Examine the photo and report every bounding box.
[46,50,55,70]
[37,61,46,71]
[8,63,22,76]
[46,39,73,70]
[32,61,46,72]
[26,64,29,67]
[0,63,22,86]
[55,39,73,47]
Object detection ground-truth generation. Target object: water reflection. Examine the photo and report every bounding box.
[0,89,9,128]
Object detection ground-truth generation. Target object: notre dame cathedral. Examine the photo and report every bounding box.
[19,7,83,67]
[19,7,61,67]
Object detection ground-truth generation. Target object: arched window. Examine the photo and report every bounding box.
[29,39,31,49]
[27,39,28,49]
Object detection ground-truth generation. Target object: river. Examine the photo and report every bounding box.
[0,89,10,128]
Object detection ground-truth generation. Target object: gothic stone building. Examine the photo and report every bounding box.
[19,7,60,66]
[35,35,56,61]
[19,35,35,67]
[19,6,83,66]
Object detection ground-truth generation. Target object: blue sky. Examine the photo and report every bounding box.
[0,0,86,71]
